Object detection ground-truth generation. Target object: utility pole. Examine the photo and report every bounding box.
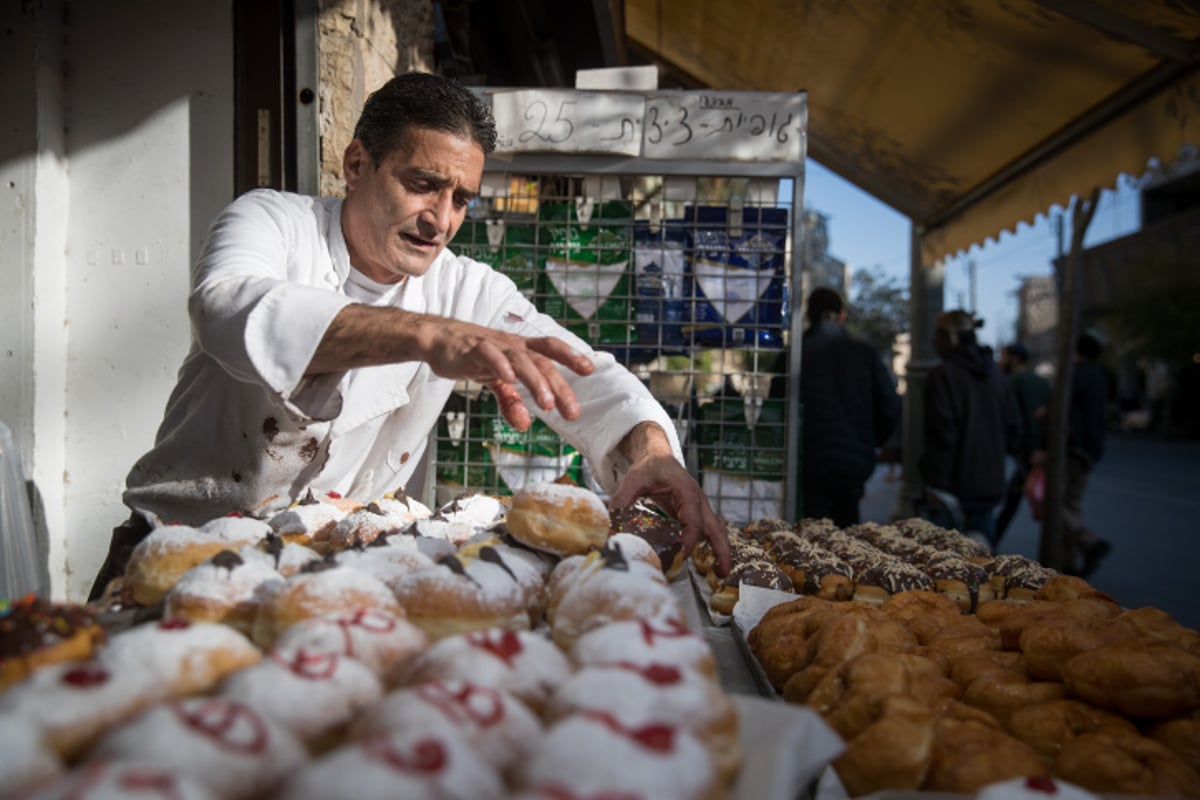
[968,258,977,313]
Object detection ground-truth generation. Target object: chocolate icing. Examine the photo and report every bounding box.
[438,554,481,587]
[479,546,518,582]
[600,542,630,571]
[210,550,244,571]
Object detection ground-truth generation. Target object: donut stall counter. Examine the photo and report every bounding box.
[0,483,838,799]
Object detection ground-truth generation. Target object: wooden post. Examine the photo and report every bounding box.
[1040,187,1100,571]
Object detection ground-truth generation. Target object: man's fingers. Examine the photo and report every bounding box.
[527,337,594,376]
[490,381,531,431]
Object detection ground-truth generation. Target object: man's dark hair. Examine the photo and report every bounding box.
[806,287,845,325]
[352,72,497,165]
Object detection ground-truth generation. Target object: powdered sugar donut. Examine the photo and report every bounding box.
[373,487,433,521]
[545,662,741,783]
[606,531,663,573]
[0,660,166,761]
[271,608,429,685]
[123,519,266,606]
[403,629,572,714]
[90,697,306,800]
[457,537,552,622]
[100,619,262,697]
[251,561,403,649]
[237,535,320,577]
[163,550,284,636]
[19,760,215,800]
[435,491,506,531]
[324,505,410,551]
[518,710,716,799]
[390,555,529,640]
[0,712,62,792]
[506,482,610,556]
[550,547,685,651]
[217,649,383,751]
[349,680,541,775]
[333,542,435,587]
[278,727,504,800]
[268,491,350,547]
[568,617,718,680]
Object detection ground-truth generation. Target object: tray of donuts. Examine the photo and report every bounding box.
[732,568,1200,799]
[0,481,844,799]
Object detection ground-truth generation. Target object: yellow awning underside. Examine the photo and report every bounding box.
[623,0,1200,263]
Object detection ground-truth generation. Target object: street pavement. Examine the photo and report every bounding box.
[859,433,1200,632]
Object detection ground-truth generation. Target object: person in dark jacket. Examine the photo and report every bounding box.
[994,342,1051,543]
[799,287,901,526]
[1058,330,1113,577]
[920,310,1022,543]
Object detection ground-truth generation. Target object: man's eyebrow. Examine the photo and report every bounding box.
[404,168,479,199]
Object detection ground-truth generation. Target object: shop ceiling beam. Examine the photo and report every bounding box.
[1032,0,1200,64]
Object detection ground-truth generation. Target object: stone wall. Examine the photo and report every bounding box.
[317,0,433,196]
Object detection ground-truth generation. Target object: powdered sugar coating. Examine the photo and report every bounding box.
[404,629,571,713]
[20,760,215,800]
[391,559,530,638]
[551,560,684,649]
[350,680,542,773]
[435,492,506,530]
[91,698,306,800]
[271,608,429,683]
[568,617,717,678]
[217,650,383,744]
[238,540,321,577]
[278,727,504,800]
[0,660,168,761]
[163,554,284,634]
[199,514,272,543]
[0,713,62,793]
[519,711,714,799]
[268,502,346,542]
[100,621,262,696]
[334,546,434,587]
[252,565,404,649]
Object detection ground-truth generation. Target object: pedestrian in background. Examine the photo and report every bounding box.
[994,342,1051,543]
[1052,329,1113,577]
[919,310,1022,544]
[799,287,901,526]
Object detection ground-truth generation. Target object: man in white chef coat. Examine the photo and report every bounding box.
[88,72,730,599]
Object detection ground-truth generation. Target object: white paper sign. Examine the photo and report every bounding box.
[643,91,805,162]
[491,90,644,155]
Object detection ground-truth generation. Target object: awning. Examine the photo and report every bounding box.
[621,0,1200,263]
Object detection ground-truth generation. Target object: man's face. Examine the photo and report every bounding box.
[342,127,485,283]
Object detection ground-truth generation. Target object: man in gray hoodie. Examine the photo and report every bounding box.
[920,310,1022,544]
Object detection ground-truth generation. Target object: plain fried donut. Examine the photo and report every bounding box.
[962,675,1067,725]
[832,695,935,797]
[1147,710,1200,772]
[923,717,1047,792]
[1018,618,1124,682]
[882,589,964,625]
[1007,698,1140,765]
[1055,732,1200,798]
[1061,640,1200,718]
[506,482,610,556]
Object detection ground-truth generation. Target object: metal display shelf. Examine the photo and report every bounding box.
[428,90,807,526]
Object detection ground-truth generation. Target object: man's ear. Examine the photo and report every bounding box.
[343,139,369,192]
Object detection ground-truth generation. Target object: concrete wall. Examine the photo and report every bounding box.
[0,0,234,599]
[317,0,433,195]
[1,0,432,600]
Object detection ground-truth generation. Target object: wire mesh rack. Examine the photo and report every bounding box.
[428,151,806,526]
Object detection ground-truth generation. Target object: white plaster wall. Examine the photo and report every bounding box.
[58,2,233,598]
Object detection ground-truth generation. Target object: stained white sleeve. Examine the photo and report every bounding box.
[187,192,352,420]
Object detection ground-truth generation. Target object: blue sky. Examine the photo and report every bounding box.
[801,160,1142,349]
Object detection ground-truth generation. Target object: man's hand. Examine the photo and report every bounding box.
[309,305,594,430]
[609,423,732,577]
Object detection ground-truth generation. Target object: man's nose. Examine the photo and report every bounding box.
[421,191,454,235]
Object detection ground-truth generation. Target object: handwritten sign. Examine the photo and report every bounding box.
[487,88,806,163]
[642,91,805,162]
[491,90,644,156]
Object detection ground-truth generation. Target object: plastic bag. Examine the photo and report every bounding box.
[1024,464,1046,521]
[1,422,44,598]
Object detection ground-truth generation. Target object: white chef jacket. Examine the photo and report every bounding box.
[124,189,681,526]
